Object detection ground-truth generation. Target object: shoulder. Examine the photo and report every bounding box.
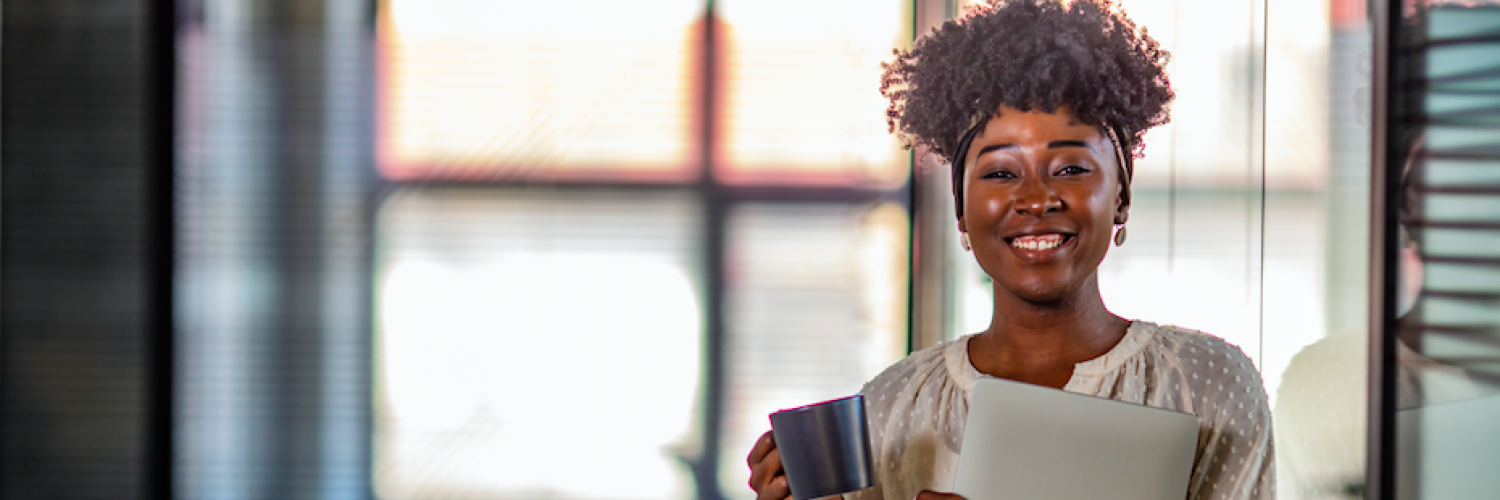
[860,335,974,399]
[1143,322,1261,379]
[1137,322,1269,414]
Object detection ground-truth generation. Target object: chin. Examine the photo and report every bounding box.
[1003,274,1075,304]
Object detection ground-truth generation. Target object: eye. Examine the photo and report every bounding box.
[981,169,1017,180]
[1056,165,1089,176]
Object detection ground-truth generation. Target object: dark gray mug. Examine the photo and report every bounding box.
[769,395,874,500]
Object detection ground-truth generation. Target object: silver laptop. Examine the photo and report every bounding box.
[953,376,1200,500]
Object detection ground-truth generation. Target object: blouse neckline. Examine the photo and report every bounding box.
[944,320,1155,393]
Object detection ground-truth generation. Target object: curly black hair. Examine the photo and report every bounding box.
[880,0,1173,164]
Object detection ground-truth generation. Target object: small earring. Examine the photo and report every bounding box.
[1113,225,1128,247]
[960,233,972,251]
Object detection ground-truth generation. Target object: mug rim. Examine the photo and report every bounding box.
[770,394,864,418]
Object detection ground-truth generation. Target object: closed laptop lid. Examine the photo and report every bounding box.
[953,376,1200,500]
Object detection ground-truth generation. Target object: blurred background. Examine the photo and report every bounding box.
[1,0,1496,499]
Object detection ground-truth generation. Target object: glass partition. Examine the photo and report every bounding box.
[1267,0,1375,498]
[1384,2,1500,498]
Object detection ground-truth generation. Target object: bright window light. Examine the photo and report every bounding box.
[715,0,912,187]
[379,0,704,181]
[374,189,702,499]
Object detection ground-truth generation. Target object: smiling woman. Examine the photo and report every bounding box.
[959,107,1130,311]
[745,1,1275,499]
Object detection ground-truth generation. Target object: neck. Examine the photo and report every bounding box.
[971,273,1129,379]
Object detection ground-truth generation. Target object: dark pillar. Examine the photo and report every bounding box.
[0,1,170,499]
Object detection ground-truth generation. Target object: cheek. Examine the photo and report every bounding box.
[965,186,1009,225]
[979,195,1006,219]
[1069,186,1120,261]
[1084,181,1119,213]
[1067,184,1118,228]
[1400,246,1424,293]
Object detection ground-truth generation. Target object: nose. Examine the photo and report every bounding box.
[1013,176,1064,216]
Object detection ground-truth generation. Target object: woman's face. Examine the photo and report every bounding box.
[959,105,1129,303]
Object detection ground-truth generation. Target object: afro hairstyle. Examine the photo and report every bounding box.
[880,0,1174,165]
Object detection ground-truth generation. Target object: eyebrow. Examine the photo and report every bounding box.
[976,140,1096,157]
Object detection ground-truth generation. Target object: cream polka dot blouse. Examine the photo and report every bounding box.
[847,321,1275,500]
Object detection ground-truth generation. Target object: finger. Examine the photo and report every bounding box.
[748,430,777,467]
[756,475,791,500]
[749,448,784,492]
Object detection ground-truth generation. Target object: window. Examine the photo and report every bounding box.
[372,1,913,498]
[374,189,703,498]
[379,0,704,181]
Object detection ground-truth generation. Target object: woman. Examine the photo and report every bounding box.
[748,1,1275,499]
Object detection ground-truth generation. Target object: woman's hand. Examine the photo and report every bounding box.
[915,491,967,500]
[747,430,791,500]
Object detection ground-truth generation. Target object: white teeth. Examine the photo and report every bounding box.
[1011,237,1063,251]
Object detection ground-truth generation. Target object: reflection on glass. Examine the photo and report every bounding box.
[373,188,703,499]
[715,0,912,187]
[716,202,908,499]
[1390,3,1500,498]
[378,0,703,181]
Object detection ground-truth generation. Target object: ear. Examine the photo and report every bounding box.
[957,217,968,233]
[1114,179,1132,225]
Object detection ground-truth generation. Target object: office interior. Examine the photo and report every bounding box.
[0,0,1496,498]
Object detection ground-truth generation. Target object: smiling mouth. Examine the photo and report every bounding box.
[1006,233,1075,251]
